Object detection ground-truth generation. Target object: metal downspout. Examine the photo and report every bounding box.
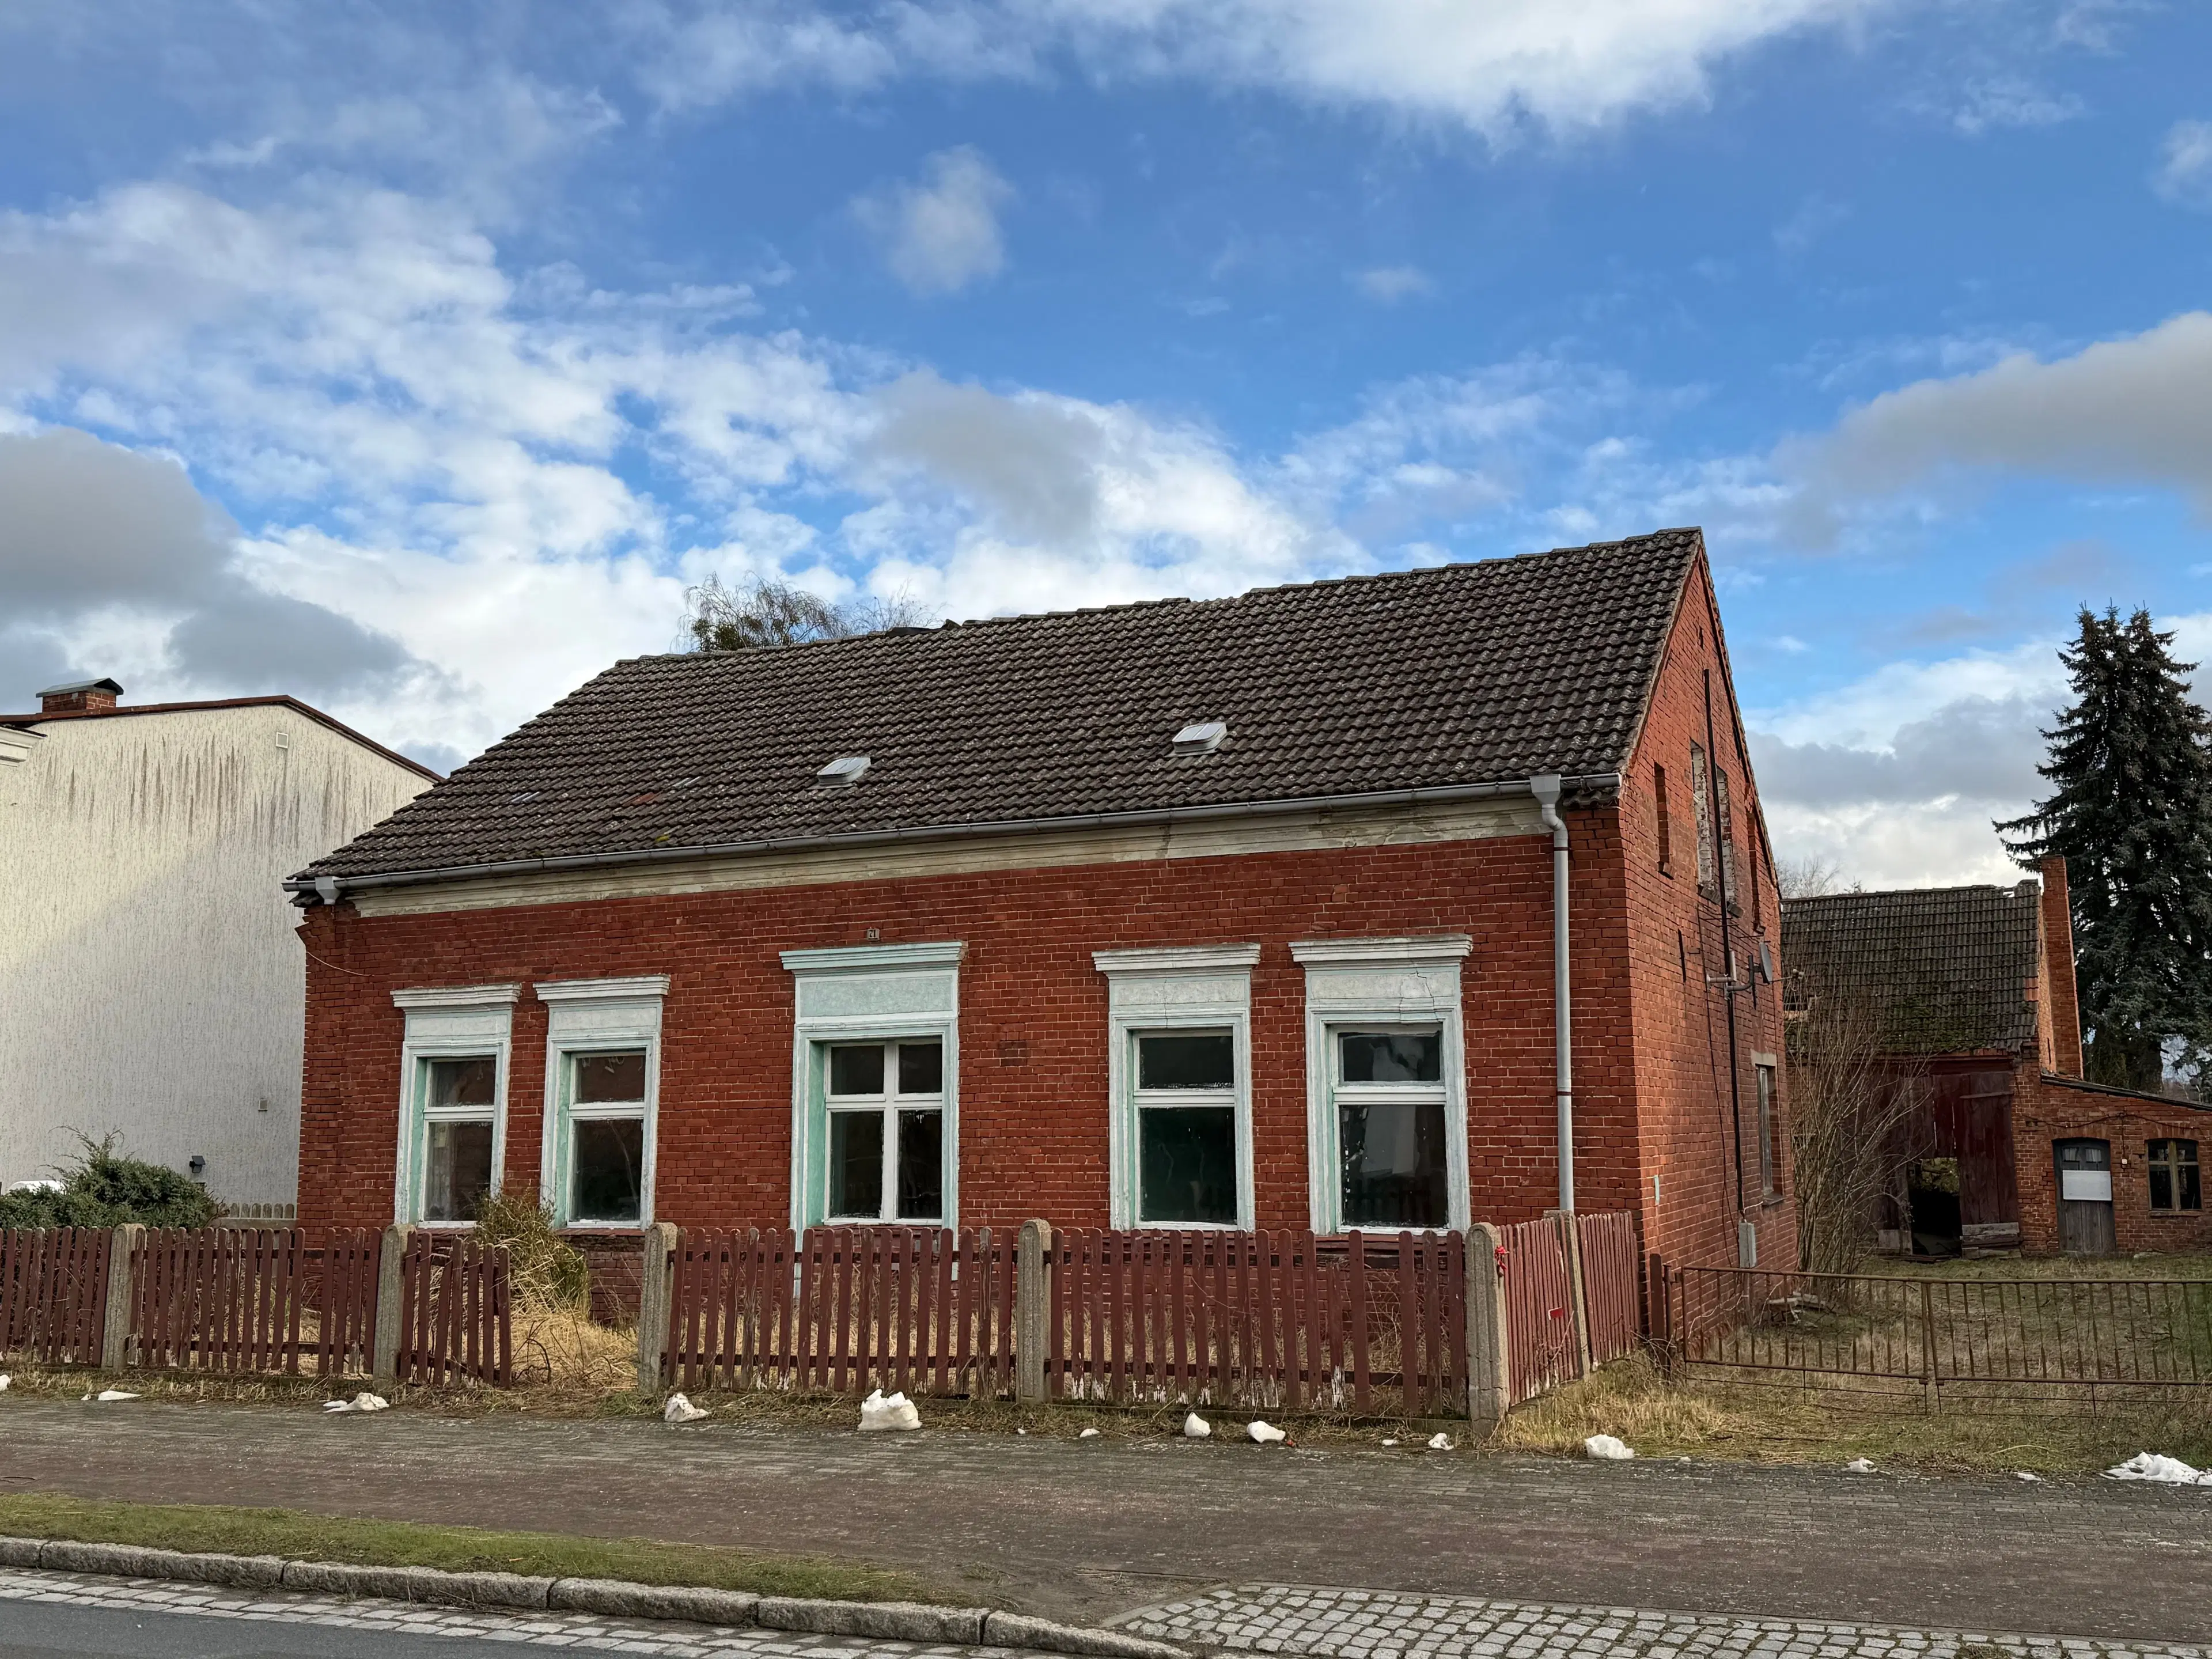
[1531,774,1573,1213]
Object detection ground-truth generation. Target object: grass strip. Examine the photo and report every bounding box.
[0,1492,952,1605]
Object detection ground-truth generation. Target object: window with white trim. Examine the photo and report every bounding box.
[1290,936,1472,1234]
[391,985,518,1228]
[1753,1058,1779,1200]
[824,1037,946,1222]
[1094,946,1257,1230]
[537,976,668,1230]
[783,943,963,1232]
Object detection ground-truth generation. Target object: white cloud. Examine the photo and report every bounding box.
[641,0,1903,137]
[1777,311,2212,543]
[852,147,1014,296]
[1748,639,2067,888]
[2154,119,2212,210]
[1949,75,2084,136]
[1774,193,1850,255]
[1354,266,1433,302]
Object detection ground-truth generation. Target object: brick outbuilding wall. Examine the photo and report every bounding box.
[2014,1071,2212,1253]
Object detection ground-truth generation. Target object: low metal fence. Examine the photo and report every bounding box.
[1659,1262,2212,1407]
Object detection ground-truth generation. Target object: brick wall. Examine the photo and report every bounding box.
[1616,555,1794,1273]
[2013,1070,2212,1252]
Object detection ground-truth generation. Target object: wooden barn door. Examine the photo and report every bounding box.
[2054,1139,2116,1256]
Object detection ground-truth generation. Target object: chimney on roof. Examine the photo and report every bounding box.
[2039,855,2085,1079]
[37,677,123,715]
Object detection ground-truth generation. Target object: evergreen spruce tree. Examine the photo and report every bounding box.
[1998,608,2212,1091]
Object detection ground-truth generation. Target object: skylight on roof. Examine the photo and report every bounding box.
[816,755,872,785]
[1172,721,1228,754]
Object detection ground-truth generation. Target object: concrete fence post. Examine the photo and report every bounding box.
[370,1224,414,1388]
[1465,1224,1509,1431]
[636,1222,679,1394]
[1555,1210,1593,1379]
[100,1224,143,1372]
[1015,1218,1052,1404]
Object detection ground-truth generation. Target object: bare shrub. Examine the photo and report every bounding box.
[1787,983,1925,1278]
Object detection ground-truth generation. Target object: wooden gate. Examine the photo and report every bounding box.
[393,1233,512,1385]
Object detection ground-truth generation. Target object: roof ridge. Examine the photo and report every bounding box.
[610,528,1703,672]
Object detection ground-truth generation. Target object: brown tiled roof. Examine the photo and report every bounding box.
[297,528,1704,886]
[1781,884,2043,1056]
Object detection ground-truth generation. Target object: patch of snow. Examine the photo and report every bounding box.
[1181,1411,1211,1440]
[1584,1434,1634,1461]
[91,1389,139,1403]
[1427,1431,1455,1452]
[662,1392,709,1424]
[2105,1453,2212,1486]
[2016,1471,2043,1483]
[1078,1427,1101,1439]
[0,1374,10,1392]
[1381,1438,1400,1447]
[1247,1420,1287,1444]
[323,1392,390,1414]
[1844,1457,1878,1474]
[858,1389,921,1432]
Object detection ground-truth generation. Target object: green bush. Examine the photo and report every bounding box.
[0,1137,219,1230]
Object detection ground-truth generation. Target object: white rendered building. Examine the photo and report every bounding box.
[0,678,434,1207]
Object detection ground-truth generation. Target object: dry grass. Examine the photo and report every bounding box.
[1493,1353,2212,1474]
[1873,1251,2212,1282]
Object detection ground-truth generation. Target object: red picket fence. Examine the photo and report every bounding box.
[306,1230,382,1377]
[1498,1215,1580,1404]
[0,1228,111,1367]
[662,1226,1017,1397]
[392,1233,512,1386]
[1048,1229,1467,1418]
[1577,1211,1644,1366]
[131,1228,311,1373]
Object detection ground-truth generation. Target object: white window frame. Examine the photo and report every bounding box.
[1094,945,1260,1231]
[536,976,669,1232]
[391,984,519,1229]
[820,1036,951,1224]
[783,942,963,1232]
[1290,937,1472,1235]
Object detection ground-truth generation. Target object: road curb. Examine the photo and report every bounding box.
[0,1536,1190,1658]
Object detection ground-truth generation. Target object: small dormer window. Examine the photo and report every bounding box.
[1172,721,1228,755]
[817,755,872,786]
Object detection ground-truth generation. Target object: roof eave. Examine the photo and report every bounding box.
[290,771,1624,899]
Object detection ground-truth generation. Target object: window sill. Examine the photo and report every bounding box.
[1131,1219,1246,1232]
[558,1220,649,1234]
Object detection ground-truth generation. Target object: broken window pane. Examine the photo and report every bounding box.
[1339,1031,1441,1084]
[1338,1100,1447,1228]
[571,1118,644,1222]
[426,1056,495,1109]
[897,1110,943,1219]
[830,1110,884,1218]
[829,1044,886,1097]
[575,1051,647,1103]
[1137,1031,1234,1090]
[897,1040,943,1096]
[423,1120,494,1223]
[1139,1107,1236,1224]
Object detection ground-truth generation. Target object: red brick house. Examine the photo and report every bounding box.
[1782,862,2211,1256]
[290,529,1791,1288]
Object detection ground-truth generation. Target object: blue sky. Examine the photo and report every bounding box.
[2,0,2210,886]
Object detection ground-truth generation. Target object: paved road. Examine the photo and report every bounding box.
[1,1401,2207,1641]
[0,1571,2205,1659]
[0,1566,1024,1658]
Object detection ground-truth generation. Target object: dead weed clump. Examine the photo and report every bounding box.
[1492,1353,2212,1475]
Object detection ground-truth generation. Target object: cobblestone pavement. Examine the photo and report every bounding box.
[1113,1586,2212,1659]
[0,1566,1031,1658]
[3,1400,2208,1639]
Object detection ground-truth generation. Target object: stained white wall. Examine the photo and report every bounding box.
[0,704,429,1203]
